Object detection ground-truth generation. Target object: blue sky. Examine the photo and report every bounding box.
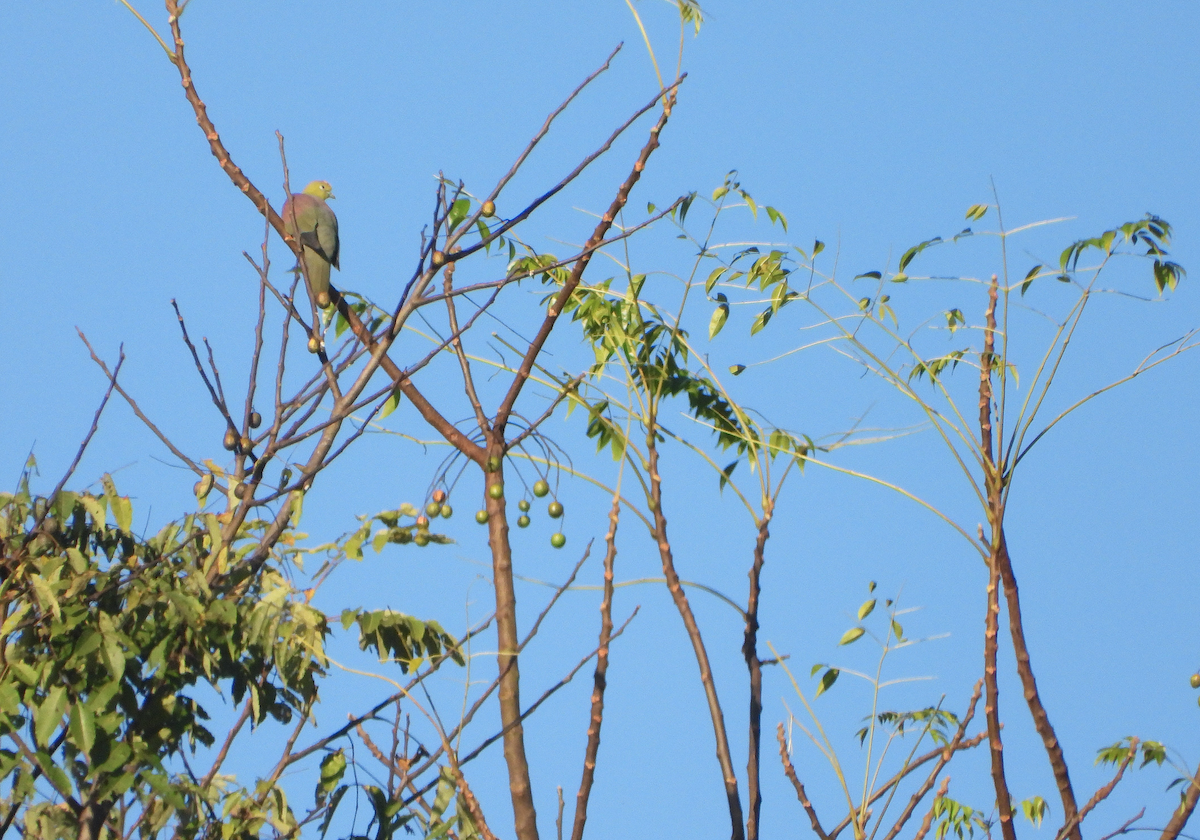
[3,2,1198,838]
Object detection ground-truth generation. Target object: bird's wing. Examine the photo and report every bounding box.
[313,201,339,270]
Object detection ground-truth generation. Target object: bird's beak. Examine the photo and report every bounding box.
[329,192,337,200]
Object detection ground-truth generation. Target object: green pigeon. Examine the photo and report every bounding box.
[282,180,339,312]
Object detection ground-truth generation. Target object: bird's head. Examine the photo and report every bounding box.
[303,180,335,201]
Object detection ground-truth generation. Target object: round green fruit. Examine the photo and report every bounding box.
[486,455,502,473]
[222,428,238,451]
[481,200,496,218]
[475,510,489,524]
[532,479,550,498]
[488,483,504,499]
[1191,674,1200,689]
[414,531,430,546]
[518,499,530,512]
[249,411,262,429]
[517,515,531,528]
[426,501,441,517]
[307,336,321,354]
[550,532,566,549]
[440,504,453,519]
[547,501,564,519]
[431,250,446,267]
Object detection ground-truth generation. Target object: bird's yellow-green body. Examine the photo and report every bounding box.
[282,180,339,311]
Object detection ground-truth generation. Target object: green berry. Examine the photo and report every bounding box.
[532,479,550,497]
[518,499,530,512]
[550,532,566,549]
[488,483,504,499]
[518,515,531,528]
[426,501,441,517]
[249,411,262,428]
[414,531,430,546]
[440,504,453,519]
[486,456,502,472]
[1191,674,1200,689]
[475,510,489,524]
[548,500,564,519]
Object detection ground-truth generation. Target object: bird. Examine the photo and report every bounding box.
[281,180,339,314]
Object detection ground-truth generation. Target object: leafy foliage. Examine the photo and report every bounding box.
[0,466,330,834]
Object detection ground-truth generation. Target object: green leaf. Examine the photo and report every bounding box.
[29,574,60,622]
[101,474,132,532]
[709,301,729,340]
[0,601,31,638]
[766,206,788,232]
[855,271,882,281]
[729,364,746,376]
[891,619,904,640]
[447,198,471,233]
[1153,259,1186,294]
[898,237,943,273]
[68,701,95,758]
[1020,797,1048,828]
[839,627,865,646]
[706,266,727,295]
[815,668,839,697]
[678,191,697,225]
[741,191,758,219]
[317,786,349,840]
[812,240,825,258]
[35,685,67,748]
[712,185,729,202]
[750,308,772,336]
[965,204,988,221]
[1021,264,1043,296]
[858,599,876,620]
[718,460,738,492]
[380,387,402,420]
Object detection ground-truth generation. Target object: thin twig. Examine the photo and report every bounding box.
[571,497,620,840]
[778,723,830,840]
[912,776,951,840]
[1054,740,1137,840]
[45,347,125,515]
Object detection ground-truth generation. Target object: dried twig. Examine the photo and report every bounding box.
[778,723,830,840]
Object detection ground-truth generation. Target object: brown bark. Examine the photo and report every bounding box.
[570,497,620,840]
[996,531,1081,840]
[485,455,539,840]
[778,723,830,840]
[648,438,745,840]
[1159,762,1200,840]
[742,507,772,840]
[979,276,1017,840]
[977,274,1080,840]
